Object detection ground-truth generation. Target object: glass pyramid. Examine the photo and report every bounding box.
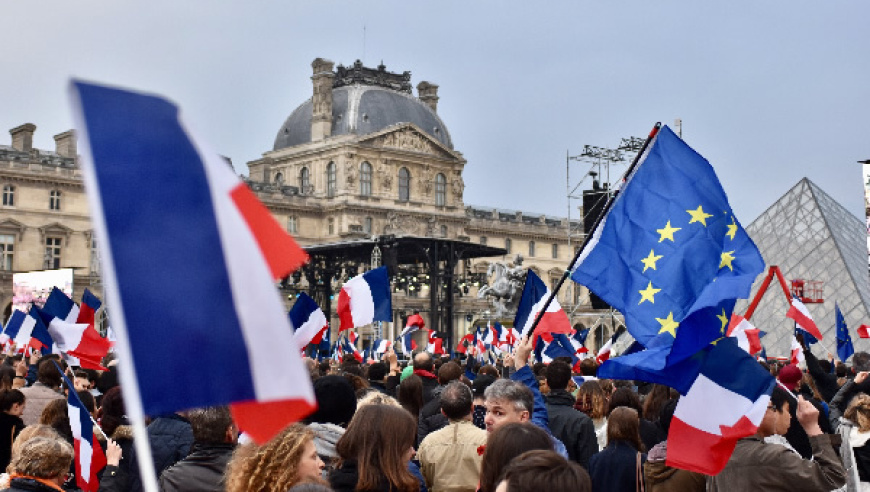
[735,178,870,360]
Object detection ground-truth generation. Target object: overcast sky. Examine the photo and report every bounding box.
[2,2,868,226]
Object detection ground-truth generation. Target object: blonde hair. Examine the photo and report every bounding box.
[357,391,401,409]
[7,425,63,474]
[224,423,321,492]
[845,394,870,433]
[9,436,73,479]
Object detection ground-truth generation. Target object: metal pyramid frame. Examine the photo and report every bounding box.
[735,178,870,359]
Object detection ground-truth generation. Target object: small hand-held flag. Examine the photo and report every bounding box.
[514,270,572,340]
[786,297,823,341]
[337,266,392,332]
[400,312,426,337]
[288,293,329,351]
[859,324,870,339]
[836,303,854,362]
[53,361,106,492]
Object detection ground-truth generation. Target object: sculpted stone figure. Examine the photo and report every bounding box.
[477,255,526,317]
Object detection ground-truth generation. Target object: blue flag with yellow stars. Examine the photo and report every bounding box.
[836,303,854,362]
[571,125,764,370]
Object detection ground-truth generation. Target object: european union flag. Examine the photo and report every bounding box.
[572,125,764,369]
[836,303,854,362]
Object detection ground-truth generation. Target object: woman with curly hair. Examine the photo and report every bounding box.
[842,393,870,488]
[225,423,326,492]
[329,404,419,492]
[575,380,609,451]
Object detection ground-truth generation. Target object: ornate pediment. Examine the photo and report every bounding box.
[360,124,457,160]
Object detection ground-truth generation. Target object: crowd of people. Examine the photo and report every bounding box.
[0,332,867,491]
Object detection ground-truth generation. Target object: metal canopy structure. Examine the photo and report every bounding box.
[290,235,507,350]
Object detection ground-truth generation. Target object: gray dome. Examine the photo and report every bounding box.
[273,85,453,151]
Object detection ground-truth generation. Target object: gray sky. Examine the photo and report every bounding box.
[2,2,868,226]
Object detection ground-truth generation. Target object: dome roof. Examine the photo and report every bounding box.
[273,85,453,151]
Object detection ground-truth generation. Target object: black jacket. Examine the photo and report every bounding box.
[0,412,24,472]
[2,477,65,492]
[544,389,597,468]
[158,442,235,492]
[588,440,646,492]
[804,349,839,403]
[329,460,393,492]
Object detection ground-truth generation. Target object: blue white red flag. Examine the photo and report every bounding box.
[43,287,80,323]
[787,297,822,341]
[726,314,762,356]
[666,338,775,475]
[400,332,416,355]
[400,312,425,337]
[1,310,31,346]
[426,331,445,355]
[289,293,329,351]
[54,361,106,492]
[71,81,314,444]
[596,328,624,364]
[337,266,392,332]
[78,289,103,326]
[514,270,572,340]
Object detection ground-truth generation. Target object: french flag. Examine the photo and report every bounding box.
[78,289,103,326]
[786,297,823,340]
[726,314,762,356]
[400,312,425,337]
[790,335,805,365]
[426,331,445,355]
[596,329,623,364]
[289,293,329,351]
[514,270,572,340]
[400,332,416,355]
[55,362,106,492]
[666,338,775,475]
[43,286,80,323]
[38,290,112,370]
[2,310,34,347]
[340,331,363,363]
[455,333,474,354]
[71,81,314,444]
[373,339,392,358]
[337,266,392,332]
[860,325,870,339]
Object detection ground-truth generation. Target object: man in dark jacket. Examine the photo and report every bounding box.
[158,406,238,492]
[543,360,597,468]
[417,361,462,444]
[414,352,440,405]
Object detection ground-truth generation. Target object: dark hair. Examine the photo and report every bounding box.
[438,362,462,385]
[642,384,675,422]
[606,407,644,452]
[578,359,598,377]
[500,449,591,492]
[440,381,473,420]
[479,365,500,378]
[336,404,417,492]
[770,385,791,412]
[99,386,127,438]
[397,374,423,420]
[854,352,870,372]
[657,398,678,435]
[187,406,234,444]
[607,387,642,416]
[76,390,96,415]
[531,362,547,378]
[368,362,388,382]
[479,423,553,492]
[305,375,357,427]
[545,361,571,391]
[36,359,62,388]
[0,365,16,390]
[0,389,25,412]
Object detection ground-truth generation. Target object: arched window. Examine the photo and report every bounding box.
[398,167,410,202]
[435,173,446,206]
[528,241,536,257]
[360,162,372,196]
[299,167,310,192]
[2,185,14,207]
[274,172,284,185]
[326,162,336,197]
[49,190,62,211]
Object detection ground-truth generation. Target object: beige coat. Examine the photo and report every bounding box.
[19,382,64,426]
[417,419,488,492]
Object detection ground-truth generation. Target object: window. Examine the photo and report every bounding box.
[529,241,536,257]
[435,173,446,206]
[328,217,335,235]
[440,225,448,237]
[274,172,284,185]
[2,185,13,206]
[299,167,310,192]
[552,243,559,259]
[364,217,373,234]
[505,238,512,254]
[89,235,99,275]
[50,190,62,210]
[326,162,336,197]
[398,167,410,202]
[360,162,372,196]
[480,236,487,246]
[287,216,298,234]
[44,237,62,269]
[0,234,13,271]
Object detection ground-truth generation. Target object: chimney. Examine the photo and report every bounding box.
[53,130,77,158]
[311,58,335,141]
[10,123,36,152]
[417,81,439,113]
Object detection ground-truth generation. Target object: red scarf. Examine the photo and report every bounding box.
[413,369,437,380]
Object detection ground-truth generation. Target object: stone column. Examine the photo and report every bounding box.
[417,81,439,113]
[10,123,36,152]
[311,58,335,141]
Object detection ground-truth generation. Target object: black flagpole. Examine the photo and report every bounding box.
[526,122,662,343]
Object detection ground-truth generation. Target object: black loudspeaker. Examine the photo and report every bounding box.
[583,189,611,311]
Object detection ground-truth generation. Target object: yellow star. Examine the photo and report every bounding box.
[726,218,738,241]
[656,312,680,337]
[656,221,681,243]
[638,281,661,305]
[717,309,729,334]
[641,249,664,273]
[719,250,736,271]
[686,205,713,226]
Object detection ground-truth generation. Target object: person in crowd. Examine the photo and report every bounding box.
[98,386,135,491]
[836,393,870,489]
[329,404,420,492]
[777,364,833,459]
[575,380,609,451]
[19,360,64,426]
[0,389,26,472]
[641,385,675,424]
[494,449,591,492]
[477,423,553,492]
[417,381,488,492]
[796,335,839,402]
[357,390,401,409]
[608,387,663,451]
[543,360,597,469]
[141,410,194,488]
[0,365,16,392]
[832,371,870,426]
[413,353,440,405]
[304,375,357,475]
[3,436,74,492]
[398,375,424,426]
[587,406,647,492]
[470,375,496,431]
[643,399,706,492]
[418,362,463,444]
[577,359,598,380]
[73,370,92,392]
[76,390,97,420]
[225,423,326,492]
[708,386,847,490]
[367,362,390,394]
[158,406,238,491]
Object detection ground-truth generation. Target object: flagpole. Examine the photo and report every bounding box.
[526,122,662,343]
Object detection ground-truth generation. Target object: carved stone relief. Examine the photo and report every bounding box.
[374,129,437,155]
[345,161,356,187]
[378,162,393,190]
